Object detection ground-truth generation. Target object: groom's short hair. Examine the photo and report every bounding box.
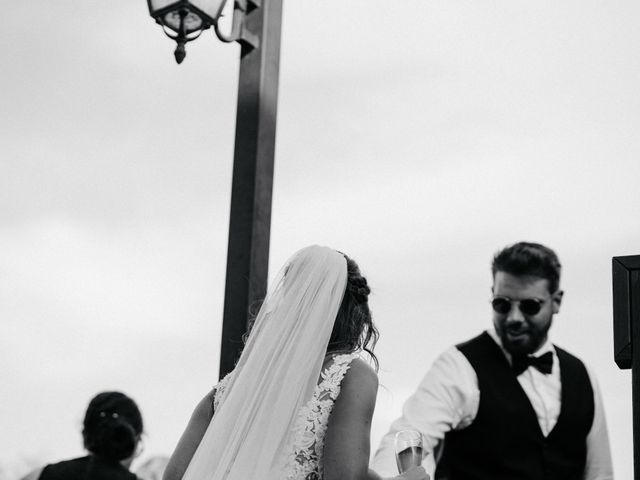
[492,242,561,293]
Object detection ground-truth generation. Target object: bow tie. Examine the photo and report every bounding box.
[512,351,553,376]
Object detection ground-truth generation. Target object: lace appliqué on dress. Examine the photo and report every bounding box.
[283,353,358,480]
[212,373,232,413]
[211,353,358,480]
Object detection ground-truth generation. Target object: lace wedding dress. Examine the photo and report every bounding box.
[213,352,359,480]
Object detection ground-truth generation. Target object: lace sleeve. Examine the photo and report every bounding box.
[212,373,233,414]
[284,352,360,480]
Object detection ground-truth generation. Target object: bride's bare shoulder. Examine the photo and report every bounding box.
[341,357,378,395]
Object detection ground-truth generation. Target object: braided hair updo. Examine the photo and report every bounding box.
[327,254,380,370]
[82,392,143,462]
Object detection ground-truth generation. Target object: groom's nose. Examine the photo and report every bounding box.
[506,303,525,324]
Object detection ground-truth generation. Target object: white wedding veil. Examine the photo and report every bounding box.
[182,245,348,480]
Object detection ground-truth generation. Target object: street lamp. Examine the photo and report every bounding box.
[147,0,259,63]
[146,0,283,379]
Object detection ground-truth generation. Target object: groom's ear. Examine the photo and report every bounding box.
[552,290,564,314]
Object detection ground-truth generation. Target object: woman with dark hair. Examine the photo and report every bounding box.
[164,246,427,480]
[22,391,143,480]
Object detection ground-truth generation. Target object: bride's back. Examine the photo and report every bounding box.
[212,352,365,479]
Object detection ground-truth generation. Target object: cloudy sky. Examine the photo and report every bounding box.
[2,0,639,478]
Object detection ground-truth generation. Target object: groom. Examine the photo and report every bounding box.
[372,242,613,480]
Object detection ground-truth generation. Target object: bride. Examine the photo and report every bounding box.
[163,246,428,480]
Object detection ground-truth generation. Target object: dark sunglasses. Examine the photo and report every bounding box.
[491,296,545,316]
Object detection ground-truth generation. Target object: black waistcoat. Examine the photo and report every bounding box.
[39,455,137,480]
[435,332,594,480]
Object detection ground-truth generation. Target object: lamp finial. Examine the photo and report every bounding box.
[174,41,186,64]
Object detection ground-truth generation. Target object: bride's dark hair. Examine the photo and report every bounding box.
[326,254,379,370]
[242,252,379,369]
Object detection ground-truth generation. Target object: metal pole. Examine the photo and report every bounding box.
[219,0,283,379]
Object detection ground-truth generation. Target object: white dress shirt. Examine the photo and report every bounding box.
[371,330,613,479]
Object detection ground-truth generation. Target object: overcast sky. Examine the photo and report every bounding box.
[2,1,639,478]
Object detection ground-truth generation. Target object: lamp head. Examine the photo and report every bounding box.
[147,0,225,63]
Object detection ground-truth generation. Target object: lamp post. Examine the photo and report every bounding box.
[148,0,283,378]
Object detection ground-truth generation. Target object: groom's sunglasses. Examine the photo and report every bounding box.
[491,296,545,316]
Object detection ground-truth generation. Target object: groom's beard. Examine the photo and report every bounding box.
[497,318,552,356]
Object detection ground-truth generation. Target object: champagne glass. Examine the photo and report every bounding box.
[394,430,423,474]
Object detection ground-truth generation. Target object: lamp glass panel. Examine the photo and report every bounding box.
[190,0,227,23]
[163,10,204,33]
[149,0,180,14]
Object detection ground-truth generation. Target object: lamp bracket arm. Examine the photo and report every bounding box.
[237,28,259,49]
[213,0,259,49]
